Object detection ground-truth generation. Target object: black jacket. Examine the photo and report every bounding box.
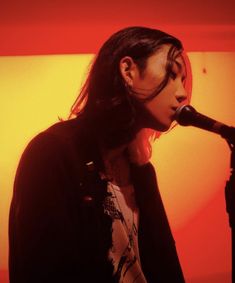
[9,115,185,283]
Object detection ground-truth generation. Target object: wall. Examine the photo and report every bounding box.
[0,52,234,282]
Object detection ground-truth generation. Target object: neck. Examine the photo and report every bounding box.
[102,143,128,162]
[101,144,131,186]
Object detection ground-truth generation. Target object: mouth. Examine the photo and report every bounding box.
[171,107,178,117]
[171,107,179,120]
[171,106,178,111]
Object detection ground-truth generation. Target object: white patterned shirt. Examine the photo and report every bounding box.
[103,182,147,283]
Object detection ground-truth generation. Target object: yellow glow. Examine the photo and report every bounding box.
[151,53,234,229]
[0,54,94,271]
[0,53,234,278]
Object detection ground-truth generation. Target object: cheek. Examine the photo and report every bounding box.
[145,96,167,120]
[146,90,171,113]
[135,70,165,92]
[144,86,176,127]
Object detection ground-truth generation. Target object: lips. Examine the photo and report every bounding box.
[171,107,179,120]
[171,106,178,111]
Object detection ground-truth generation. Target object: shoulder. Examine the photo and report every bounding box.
[17,117,90,175]
[45,116,84,142]
[14,118,89,198]
[24,116,86,157]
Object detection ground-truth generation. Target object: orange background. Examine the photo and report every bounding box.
[1,1,235,283]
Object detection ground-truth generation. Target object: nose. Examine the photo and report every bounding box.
[175,81,188,104]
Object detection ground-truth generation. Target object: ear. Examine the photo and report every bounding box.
[119,56,138,87]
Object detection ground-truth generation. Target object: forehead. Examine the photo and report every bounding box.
[147,45,171,66]
[147,44,186,74]
[173,53,186,74]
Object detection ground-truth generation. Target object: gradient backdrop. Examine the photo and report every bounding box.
[1,1,235,283]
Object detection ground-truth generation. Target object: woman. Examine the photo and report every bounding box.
[9,26,190,282]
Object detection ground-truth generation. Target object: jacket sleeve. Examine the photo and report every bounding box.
[9,132,76,283]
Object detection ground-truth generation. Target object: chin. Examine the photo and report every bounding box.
[155,122,172,132]
[146,122,171,132]
[141,110,172,132]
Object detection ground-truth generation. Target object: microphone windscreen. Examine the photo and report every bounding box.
[175,105,197,126]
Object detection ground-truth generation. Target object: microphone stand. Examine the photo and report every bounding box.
[224,132,235,283]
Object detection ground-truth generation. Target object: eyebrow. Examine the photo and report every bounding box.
[173,59,186,77]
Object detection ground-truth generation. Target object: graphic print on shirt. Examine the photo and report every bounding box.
[103,192,124,221]
[103,183,147,283]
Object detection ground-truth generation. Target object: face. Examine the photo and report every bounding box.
[121,44,188,131]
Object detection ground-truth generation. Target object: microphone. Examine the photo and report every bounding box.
[175,105,235,141]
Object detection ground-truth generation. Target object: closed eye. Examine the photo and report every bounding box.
[170,70,186,84]
[169,70,177,80]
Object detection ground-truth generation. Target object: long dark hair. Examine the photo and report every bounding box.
[70,26,187,151]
